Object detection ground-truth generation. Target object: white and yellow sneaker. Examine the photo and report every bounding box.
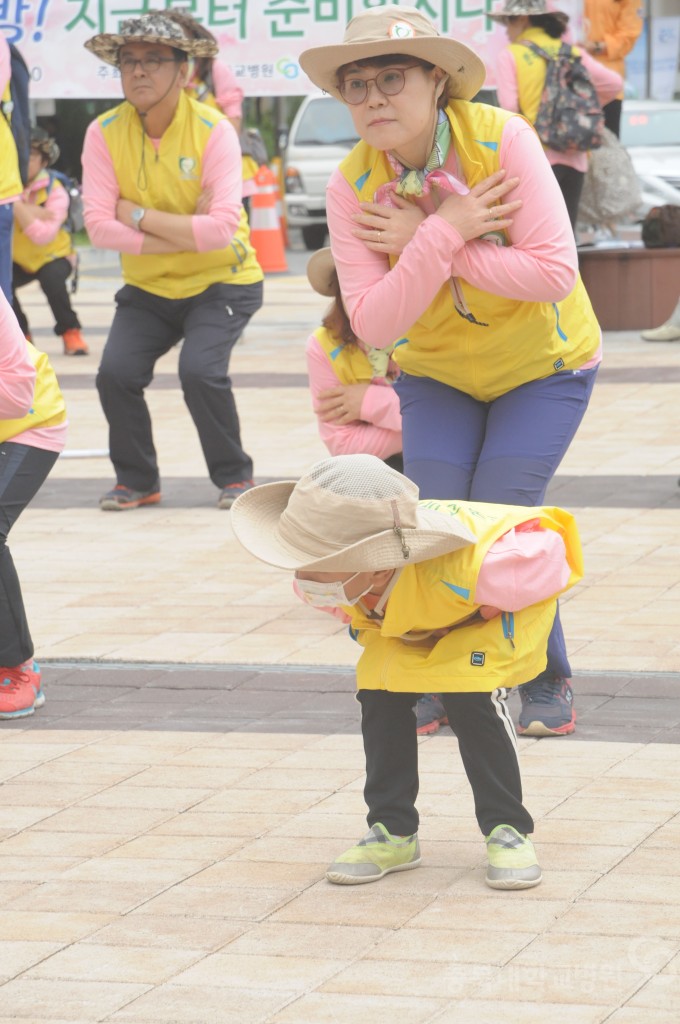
[326,823,421,885]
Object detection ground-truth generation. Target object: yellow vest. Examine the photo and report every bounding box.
[13,177,73,274]
[313,325,374,385]
[0,341,67,442]
[0,80,22,202]
[184,82,258,195]
[97,92,262,299]
[348,498,582,693]
[510,27,582,126]
[338,101,599,401]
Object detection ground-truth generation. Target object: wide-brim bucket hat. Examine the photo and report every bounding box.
[299,5,486,103]
[230,454,477,572]
[306,247,336,297]
[489,0,568,21]
[85,12,218,67]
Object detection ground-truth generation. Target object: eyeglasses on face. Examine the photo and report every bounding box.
[118,55,179,75]
[339,65,422,105]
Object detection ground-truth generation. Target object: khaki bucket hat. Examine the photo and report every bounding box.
[85,12,218,67]
[230,454,477,572]
[299,5,486,103]
[306,247,336,298]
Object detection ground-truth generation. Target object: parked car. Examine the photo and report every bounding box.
[282,94,359,250]
[619,100,680,216]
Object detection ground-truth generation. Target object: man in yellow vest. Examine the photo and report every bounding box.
[12,128,88,356]
[82,13,263,511]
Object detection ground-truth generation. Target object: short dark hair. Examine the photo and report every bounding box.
[322,271,358,349]
[528,14,569,38]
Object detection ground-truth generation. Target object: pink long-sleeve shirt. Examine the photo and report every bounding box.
[327,115,583,350]
[82,113,242,255]
[211,60,244,119]
[496,45,623,172]
[305,332,402,460]
[1,288,67,454]
[0,291,34,421]
[18,170,71,248]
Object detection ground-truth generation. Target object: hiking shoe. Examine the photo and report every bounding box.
[641,323,680,343]
[218,479,255,509]
[0,664,45,720]
[416,694,448,735]
[99,484,161,511]
[485,824,542,890]
[326,822,421,885]
[63,328,89,356]
[517,674,575,737]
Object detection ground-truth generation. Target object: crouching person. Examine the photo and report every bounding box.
[12,128,88,356]
[231,454,583,890]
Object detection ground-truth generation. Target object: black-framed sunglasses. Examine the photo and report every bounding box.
[339,65,423,105]
[118,55,180,75]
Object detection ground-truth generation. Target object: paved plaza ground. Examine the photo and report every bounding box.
[1,248,679,1022]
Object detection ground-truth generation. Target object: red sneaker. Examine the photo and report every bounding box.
[63,329,89,356]
[0,664,45,720]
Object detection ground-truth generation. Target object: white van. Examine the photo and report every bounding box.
[282,94,359,251]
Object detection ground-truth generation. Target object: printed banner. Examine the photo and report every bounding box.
[2,0,582,99]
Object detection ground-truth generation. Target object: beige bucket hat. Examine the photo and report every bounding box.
[230,454,477,572]
[85,12,218,67]
[306,247,336,298]
[299,5,486,103]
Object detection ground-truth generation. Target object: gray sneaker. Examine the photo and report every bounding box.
[218,479,255,509]
[99,484,161,511]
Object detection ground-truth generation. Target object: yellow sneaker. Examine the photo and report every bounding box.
[485,824,542,890]
[326,823,420,885]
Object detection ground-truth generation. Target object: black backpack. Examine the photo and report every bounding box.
[1,43,31,184]
[521,41,604,153]
[46,170,85,235]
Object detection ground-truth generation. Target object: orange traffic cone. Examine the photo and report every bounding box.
[271,157,289,248]
[249,165,288,273]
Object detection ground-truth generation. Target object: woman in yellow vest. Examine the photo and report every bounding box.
[305,246,402,472]
[231,454,584,888]
[12,127,88,356]
[491,0,622,228]
[299,6,601,738]
[0,291,67,719]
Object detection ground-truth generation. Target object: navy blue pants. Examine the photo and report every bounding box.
[394,366,599,680]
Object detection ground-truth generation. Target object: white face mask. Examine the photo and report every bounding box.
[297,571,373,609]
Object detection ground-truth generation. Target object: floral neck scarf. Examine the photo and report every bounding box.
[374,109,468,207]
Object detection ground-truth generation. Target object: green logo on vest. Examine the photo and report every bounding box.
[471,652,485,667]
[179,157,197,179]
